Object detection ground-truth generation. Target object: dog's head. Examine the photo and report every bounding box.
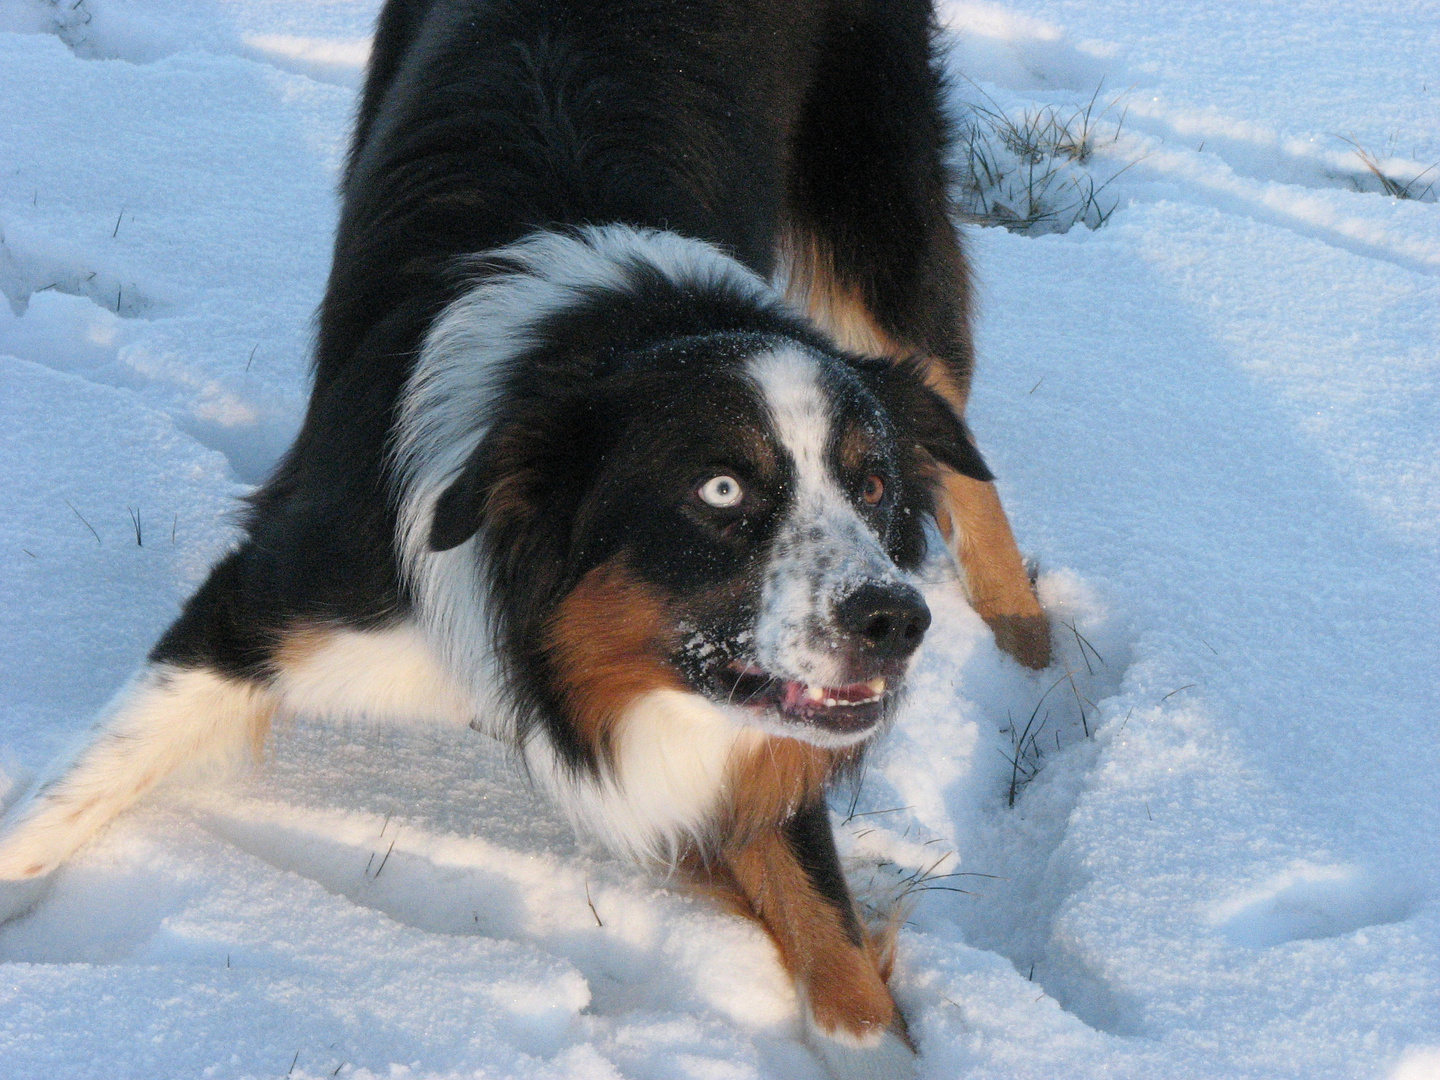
[399,228,990,769]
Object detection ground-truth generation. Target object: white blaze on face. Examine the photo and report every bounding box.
[746,347,910,686]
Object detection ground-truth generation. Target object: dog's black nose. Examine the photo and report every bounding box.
[834,582,931,659]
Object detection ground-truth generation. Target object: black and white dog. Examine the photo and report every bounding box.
[0,0,1051,1074]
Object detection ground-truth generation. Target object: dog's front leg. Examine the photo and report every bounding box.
[719,799,917,1080]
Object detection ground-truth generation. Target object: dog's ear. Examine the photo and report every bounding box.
[429,446,492,552]
[428,390,618,553]
[855,356,994,482]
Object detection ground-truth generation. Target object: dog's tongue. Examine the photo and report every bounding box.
[780,677,886,709]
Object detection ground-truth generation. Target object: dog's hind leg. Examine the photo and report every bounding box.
[0,663,273,887]
[0,550,278,914]
[780,0,1050,669]
[0,530,468,909]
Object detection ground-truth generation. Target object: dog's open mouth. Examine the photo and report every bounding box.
[714,661,890,734]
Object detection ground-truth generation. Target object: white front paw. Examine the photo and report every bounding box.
[809,1024,918,1080]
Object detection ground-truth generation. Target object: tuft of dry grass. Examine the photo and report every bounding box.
[999,623,1116,805]
[1331,135,1438,201]
[954,82,1143,235]
[64,498,102,545]
[996,667,1089,806]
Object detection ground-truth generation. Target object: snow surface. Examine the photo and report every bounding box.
[2,0,1438,1077]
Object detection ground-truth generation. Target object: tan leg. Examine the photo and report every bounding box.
[706,797,916,1078]
[933,469,1050,669]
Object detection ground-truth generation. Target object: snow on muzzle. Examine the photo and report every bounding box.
[739,506,932,741]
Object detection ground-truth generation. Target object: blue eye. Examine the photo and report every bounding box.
[698,475,744,508]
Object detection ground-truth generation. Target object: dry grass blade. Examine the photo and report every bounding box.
[998,666,1107,805]
[64,499,101,544]
[846,805,913,820]
[585,881,603,927]
[1332,135,1439,200]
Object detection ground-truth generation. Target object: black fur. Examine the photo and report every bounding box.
[784,797,865,947]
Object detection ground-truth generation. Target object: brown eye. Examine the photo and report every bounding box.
[862,475,884,505]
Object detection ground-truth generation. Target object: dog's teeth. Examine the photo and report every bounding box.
[805,685,826,702]
[824,698,838,708]
[866,677,886,695]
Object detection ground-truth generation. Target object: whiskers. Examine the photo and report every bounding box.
[725,668,780,708]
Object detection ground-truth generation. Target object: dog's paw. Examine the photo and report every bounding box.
[0,795,66,883]
[985,611,1052,670]
[809,1024,918,1080]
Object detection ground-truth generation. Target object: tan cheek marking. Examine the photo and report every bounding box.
[546,556,686,764]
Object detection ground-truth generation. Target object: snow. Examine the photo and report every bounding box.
[2,1,1438,1077]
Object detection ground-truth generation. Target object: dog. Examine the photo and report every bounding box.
[0,0,1050,1074]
